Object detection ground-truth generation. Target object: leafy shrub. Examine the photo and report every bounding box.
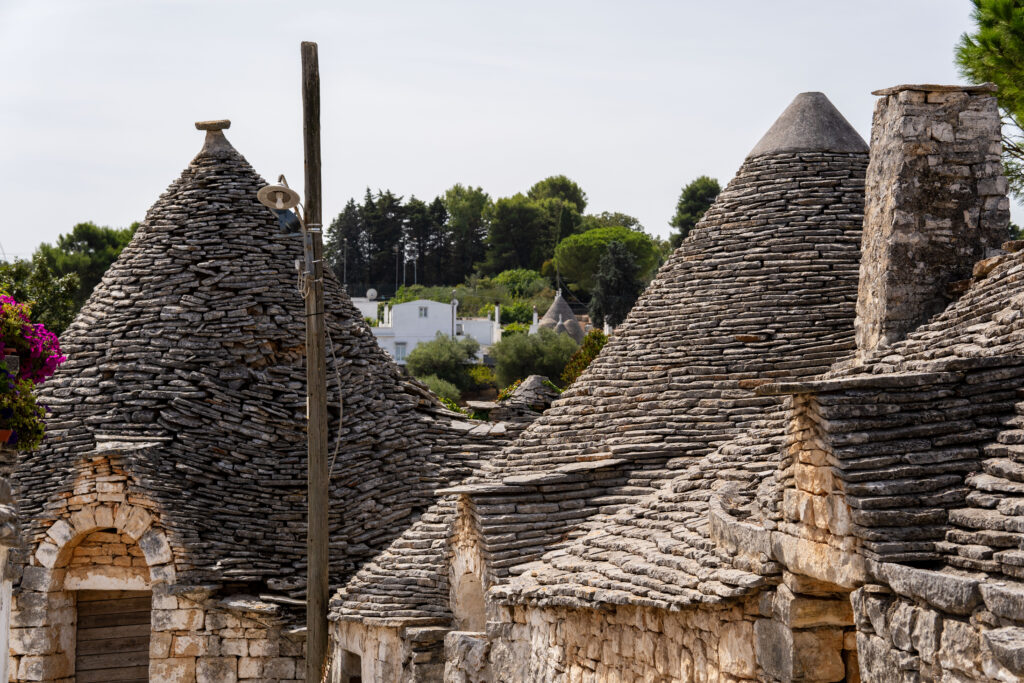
[492,269,548,298]
[0,378,45,450]
[497,379,523,402]
[561,329,608,386]
[490,328,578,388]
[468,365,497,390]
[500,300,535,325]
[419,374,462,403]
[501,322,530,337]
[406,333,480,391]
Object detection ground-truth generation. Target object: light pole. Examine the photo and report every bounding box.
[255,41,329,683]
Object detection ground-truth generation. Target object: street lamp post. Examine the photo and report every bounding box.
[256,41,330,683]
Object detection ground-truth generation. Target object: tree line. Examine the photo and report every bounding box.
[323,175,721,323]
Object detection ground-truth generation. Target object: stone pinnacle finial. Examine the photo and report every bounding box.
[194,120,235,156]
[195,120,231,131]
[747,92,867,158]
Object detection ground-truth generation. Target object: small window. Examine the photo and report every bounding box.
[418,306,429,318]
[394,342,407,361]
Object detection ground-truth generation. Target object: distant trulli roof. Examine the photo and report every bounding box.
[537,290,585,343]
[13,121,505,595]
[466,92,869,605]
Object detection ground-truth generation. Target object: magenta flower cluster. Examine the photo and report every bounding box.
[0,295,66,384]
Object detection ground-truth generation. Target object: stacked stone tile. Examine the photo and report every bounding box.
[751,84,1024,682]
[327,382,559,681]
[454,92,868,602]
[493,411,786,611]
[9,123,512,682]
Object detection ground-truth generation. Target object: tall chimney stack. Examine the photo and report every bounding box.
[855,84,1010,358]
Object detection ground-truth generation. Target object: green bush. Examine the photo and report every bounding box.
[406,333,480,391]
[500,300,535,325]
[419,374,462,403]
[501,322,530,337]
[468,365,497,390]
[561,329,608,386]
[490,327,578,388]
[492,269,548,298]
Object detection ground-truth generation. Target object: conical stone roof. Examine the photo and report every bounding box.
[14,123,504,592]
[537,290,585,343]
[461,92,871,596]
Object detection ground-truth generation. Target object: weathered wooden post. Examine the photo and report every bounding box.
[301,40,330,683]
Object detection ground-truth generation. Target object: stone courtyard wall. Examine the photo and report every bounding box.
[330,621,446,682]
[852,577,1024,682]
[486,601,761,682]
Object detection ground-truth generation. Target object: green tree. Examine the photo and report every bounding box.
[669,176,721,247]
[561,329,608,386]
[588,241,645,328]
[405,333,480,392]
[492,269,547,298]
[499,300,535,325]
[443,184,491,282]
[490,327,578,387]
[579,211,644,232]
[957,0,1024,199]
[552,226,660,293]
[362,189,406,291]
[0,256,80,335]
[483,194,556,274]
[36,221,137,310]
[527,175,588,213]
[325,198,366,291]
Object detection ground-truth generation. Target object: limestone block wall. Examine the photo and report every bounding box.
[330,621,445,682]
[149,592,305,683]
[486,601,763,682]
[852,577,1024,681]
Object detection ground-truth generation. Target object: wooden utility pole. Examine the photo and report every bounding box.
[301,40,330,683]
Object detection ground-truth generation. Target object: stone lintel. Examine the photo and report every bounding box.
[871,83,997,96]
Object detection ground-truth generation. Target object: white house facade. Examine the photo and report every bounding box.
[371,299,501,364]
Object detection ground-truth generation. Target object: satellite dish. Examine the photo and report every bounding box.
[366,288,378,301]
[257,184,301,211]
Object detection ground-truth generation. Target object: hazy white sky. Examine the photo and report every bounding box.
[0,0,1001,260]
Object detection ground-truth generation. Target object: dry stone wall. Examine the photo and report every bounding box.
[486,601,764,682]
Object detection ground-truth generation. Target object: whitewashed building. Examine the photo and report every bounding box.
[371,299,501,364]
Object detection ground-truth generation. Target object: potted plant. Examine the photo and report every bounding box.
[0,377,45,451]
[0,295,65,385]
[0,293,65,451]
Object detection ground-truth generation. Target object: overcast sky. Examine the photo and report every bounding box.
[0,0,1001,260]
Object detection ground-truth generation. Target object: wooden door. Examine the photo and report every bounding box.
[75,590,150,683]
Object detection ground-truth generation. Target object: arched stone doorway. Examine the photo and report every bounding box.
[9,501,175,682]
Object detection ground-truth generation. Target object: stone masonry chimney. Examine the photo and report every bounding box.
[855,84,1010,358]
